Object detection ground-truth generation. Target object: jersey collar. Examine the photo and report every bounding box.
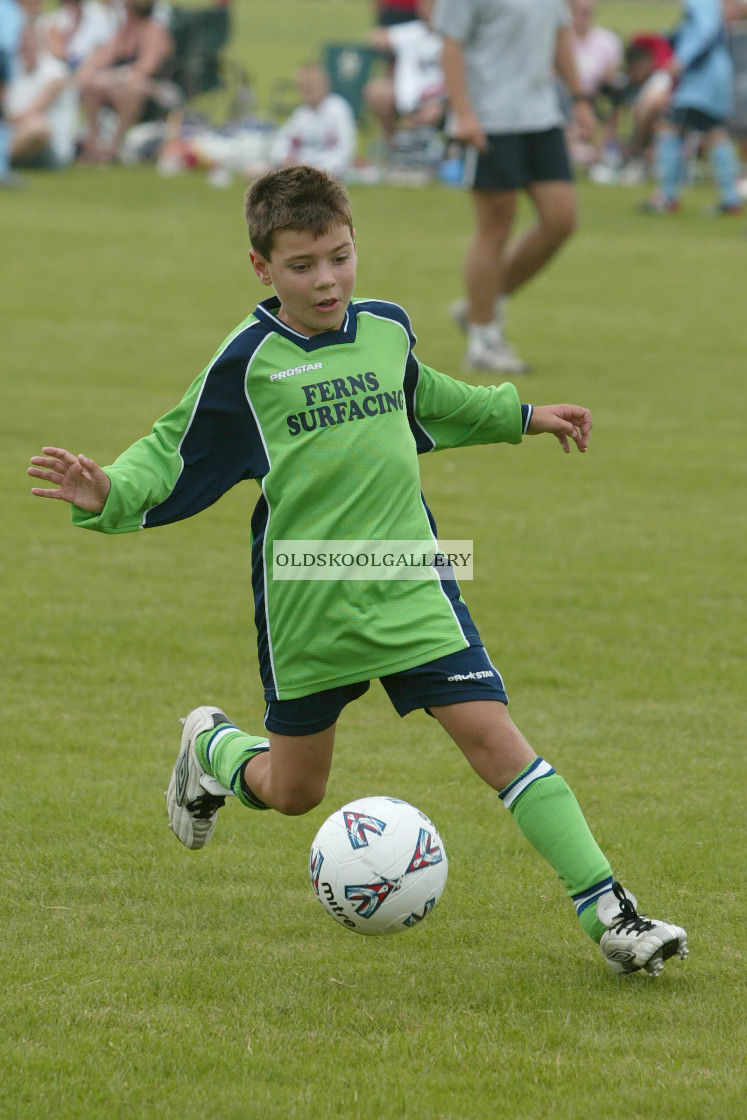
[254,297,358,350]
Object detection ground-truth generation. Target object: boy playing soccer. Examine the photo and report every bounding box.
[29,166,687,977]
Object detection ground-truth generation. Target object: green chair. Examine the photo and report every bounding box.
[321,43,380,122]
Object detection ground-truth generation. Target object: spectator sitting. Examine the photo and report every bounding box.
[0,0,25,186]
[40,0,117,71]
[624,38,675,170]
[6,18,78,168]
[373,0,420,27]
[565,0,623,167]
[365,0,445,144]
[570,0,623,97]
[270,63,357,180]
[76,0,174,162]
[586,36,676,184]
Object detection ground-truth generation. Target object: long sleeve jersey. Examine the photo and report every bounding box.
[72,297,527,700]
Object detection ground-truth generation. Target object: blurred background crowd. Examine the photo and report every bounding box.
[1,0,745,202]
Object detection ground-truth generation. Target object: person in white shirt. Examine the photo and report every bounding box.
[7,19,77,166]
[569,0,622,97]
[270,64,357,180]
[566,0,623,167]
[40,0,117,71]
[365,0,445,141]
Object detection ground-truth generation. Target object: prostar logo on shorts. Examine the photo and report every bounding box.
[447,670,494,682]
[269,362,323,382]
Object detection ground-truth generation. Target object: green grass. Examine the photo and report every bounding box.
[2,3,745,1119]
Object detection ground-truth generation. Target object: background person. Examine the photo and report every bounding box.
[0,0,24,184]
[5,17,77,168]
[40,0,117,71]
[76,0,173,162]
[270,63,357,180]
[565,0,623,168]
[365,0,445,144]
[434,0,595,375]
[373,0,419,27]
[641,0,742,214]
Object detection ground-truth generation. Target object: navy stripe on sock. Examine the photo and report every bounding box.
[498,757,555,808]
[572,876,614,915]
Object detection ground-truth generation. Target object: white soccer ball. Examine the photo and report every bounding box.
[308,795,448,935]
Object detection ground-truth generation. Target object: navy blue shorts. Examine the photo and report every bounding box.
[264,644,508,736]
[667,106,725,132]
[0,49,11,92]
[464,127,573,192]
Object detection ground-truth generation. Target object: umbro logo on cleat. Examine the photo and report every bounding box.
[607,949,636,963]
[174,750,190,805]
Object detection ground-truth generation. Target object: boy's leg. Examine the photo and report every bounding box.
[166,685,365,846]
[166,704,338,848]
[432,699,687,975]
[432,700,612,917]
[241,727,336,816]
[166,706,270,849]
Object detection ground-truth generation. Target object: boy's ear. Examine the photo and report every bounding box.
[249,249,273,286]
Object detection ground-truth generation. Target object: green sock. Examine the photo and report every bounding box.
[500,759,612,943]
[195,724,270,810]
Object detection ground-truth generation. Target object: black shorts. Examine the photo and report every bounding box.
[464,127,573,192]
[0,49,11,90]
[264,644,508,736]
[667,106,725,132]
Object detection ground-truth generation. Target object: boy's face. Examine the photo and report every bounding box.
[249,223,356,337]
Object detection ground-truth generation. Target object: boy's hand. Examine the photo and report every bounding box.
[527,405,592,454]
[28,447,111,512]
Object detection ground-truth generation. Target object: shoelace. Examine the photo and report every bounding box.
[186,792,226,819]
[611,881,654,934]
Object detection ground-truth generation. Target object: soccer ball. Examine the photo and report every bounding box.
[308,795,448,935]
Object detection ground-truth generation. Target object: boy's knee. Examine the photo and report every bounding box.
[272,781,327,817]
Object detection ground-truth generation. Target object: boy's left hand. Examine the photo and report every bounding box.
[527,404,593,453]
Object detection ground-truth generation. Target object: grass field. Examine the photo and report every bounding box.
[2,3,745,1119]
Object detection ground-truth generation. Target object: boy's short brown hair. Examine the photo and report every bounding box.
[244,166,354,260]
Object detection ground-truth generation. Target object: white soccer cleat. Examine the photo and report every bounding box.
[449,295,505,334]
[463,335,530,376]
[165,706,234,850]
[598,882,688,977]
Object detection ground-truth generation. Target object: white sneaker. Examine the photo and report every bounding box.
[449,295,505,334]
[619,158,647,186]
[464,335,530,376]
[588,163,621,185]
[598,882,688,977]
[165,706,234,850]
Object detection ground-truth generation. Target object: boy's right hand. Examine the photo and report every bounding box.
[28,447,110,512]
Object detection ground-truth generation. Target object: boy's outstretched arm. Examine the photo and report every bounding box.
[526,405,593,454]
[28,447,111,512]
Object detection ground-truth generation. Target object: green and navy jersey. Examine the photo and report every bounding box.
[72,297,526,699]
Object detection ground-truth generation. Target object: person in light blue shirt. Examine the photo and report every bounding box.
[0,0,24,185]
[642,0,742,214]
